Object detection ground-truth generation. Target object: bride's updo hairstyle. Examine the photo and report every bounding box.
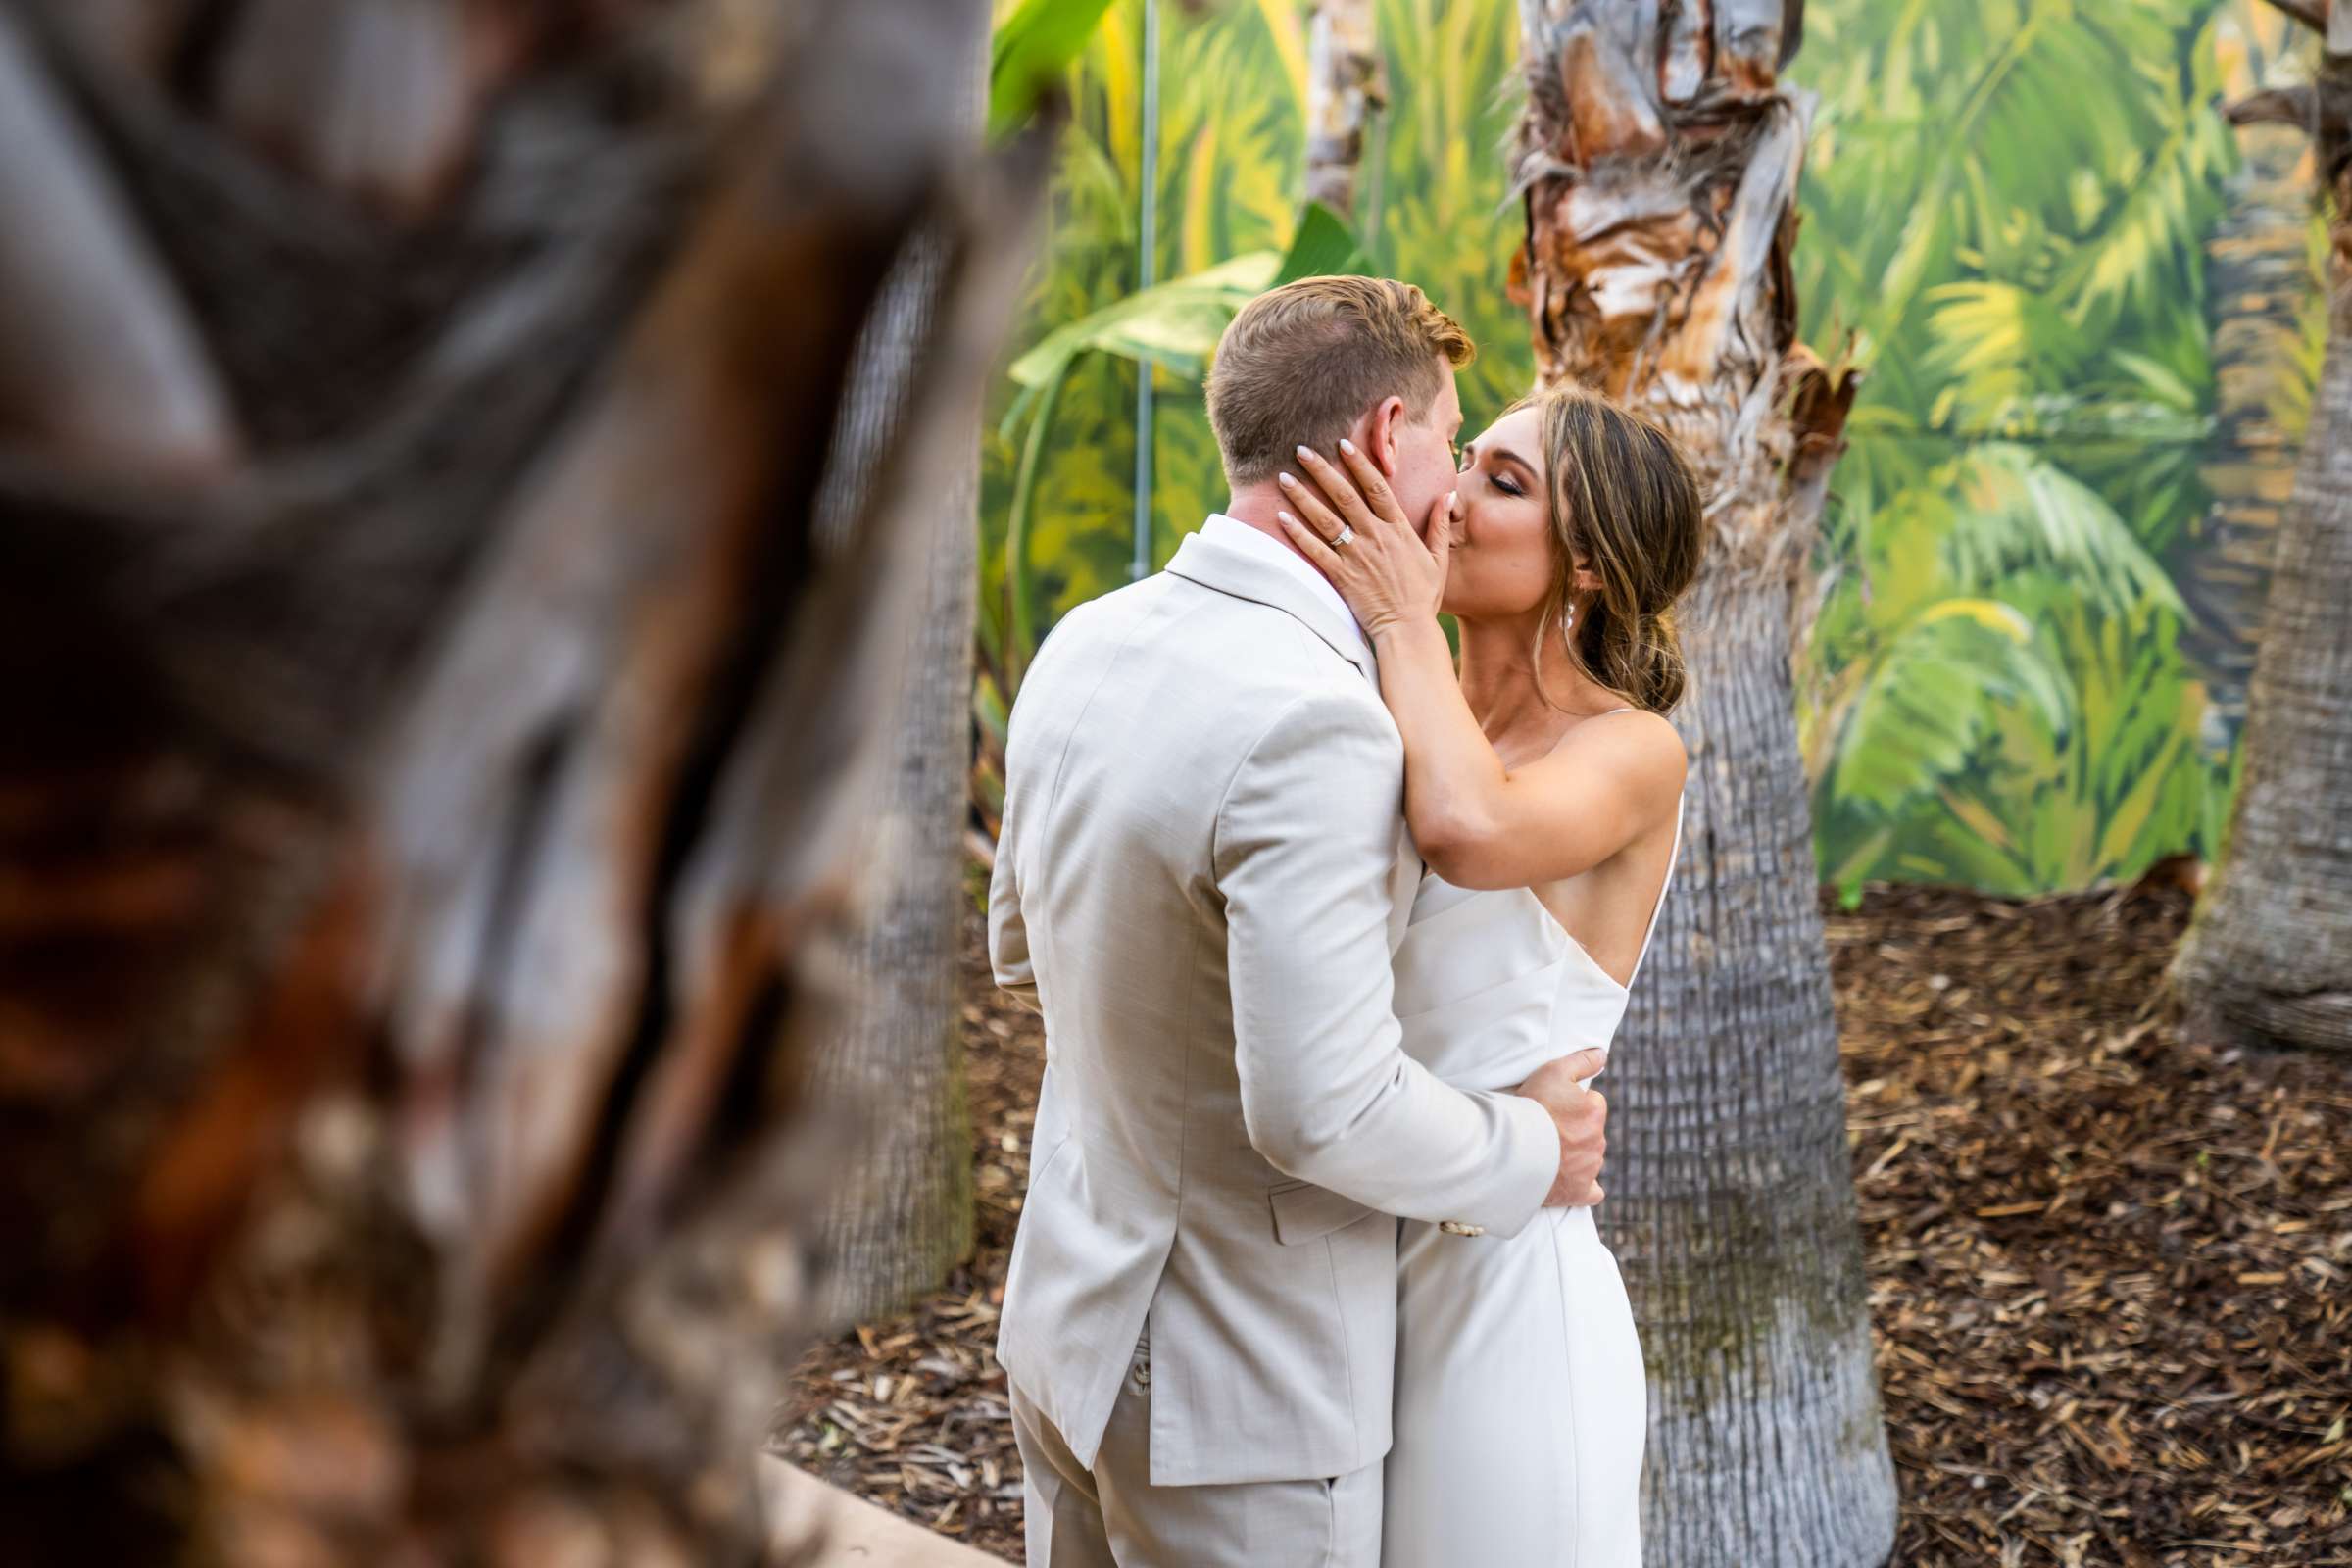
[1516,385,1704,715]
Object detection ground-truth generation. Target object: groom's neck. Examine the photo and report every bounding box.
[1220,484,1329,575]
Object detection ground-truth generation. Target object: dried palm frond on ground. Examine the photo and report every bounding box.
[775,883,2352,1566]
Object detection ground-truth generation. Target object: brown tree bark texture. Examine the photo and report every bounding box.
[2181,27,2319,747]
[1511,3,1896,1564]
[2175,20,2352,1053]
[0,0,1043,1560]
[801,221,981,1330]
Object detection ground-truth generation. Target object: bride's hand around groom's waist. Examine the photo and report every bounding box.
[1517,1047,1609,1208]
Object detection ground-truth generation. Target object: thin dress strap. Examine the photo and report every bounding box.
[1623,795,1685,988]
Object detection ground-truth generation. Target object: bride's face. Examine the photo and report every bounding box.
[1441,405,1556,621]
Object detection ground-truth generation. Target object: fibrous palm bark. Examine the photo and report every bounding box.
[2181,13,2323,748]
[2174,0,2352,1053]
[0,0,1045,1560]
[1509,3,1895,1564]
[801,221,981,1328]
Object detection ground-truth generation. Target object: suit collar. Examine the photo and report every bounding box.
[1164,520,1376,680]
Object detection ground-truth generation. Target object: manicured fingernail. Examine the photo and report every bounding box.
[1340,438,1357,454]
[1277,511,1296,525]
[1296,444,1312,459]
[1277,472,1297,487]
[1446,491,1457,511]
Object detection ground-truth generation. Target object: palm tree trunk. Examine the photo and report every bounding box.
[2181,15,2327,751]
[1303,0,1381,219]
[1510,4,1895,1563]
[802,220,981,1328]
[0,1,1045,1559]
[2175,10,2352,1052]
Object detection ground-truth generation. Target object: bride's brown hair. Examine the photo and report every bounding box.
[1512,385,1704,715]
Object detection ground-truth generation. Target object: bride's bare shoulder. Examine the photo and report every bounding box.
[1547,706,1687,801]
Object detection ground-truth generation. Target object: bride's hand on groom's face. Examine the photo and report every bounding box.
[1273,440,1449,641]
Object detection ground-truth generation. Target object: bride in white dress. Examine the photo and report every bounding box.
[1274,384,1704,1567]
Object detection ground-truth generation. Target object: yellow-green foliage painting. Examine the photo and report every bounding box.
[978,0,2328,896]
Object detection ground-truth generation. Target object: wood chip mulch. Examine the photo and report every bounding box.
[774,882,2352,1565]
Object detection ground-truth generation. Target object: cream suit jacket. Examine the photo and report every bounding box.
[987,521,1559,1489]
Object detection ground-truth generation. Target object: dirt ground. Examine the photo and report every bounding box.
[774,883,2352,1566]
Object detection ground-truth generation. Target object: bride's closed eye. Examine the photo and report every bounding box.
[1458,440,1523,496]
[1469,458,1524,498]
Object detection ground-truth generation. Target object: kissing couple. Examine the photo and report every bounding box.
[988,275,1703,1567]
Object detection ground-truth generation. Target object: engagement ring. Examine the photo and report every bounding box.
[1333,523,1355,548]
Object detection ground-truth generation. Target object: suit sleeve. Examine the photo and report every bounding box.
[1215,688,1558,1236]
[988,853,1039,1014]
[987,603,1096,1015]
[987,783,1040,1013]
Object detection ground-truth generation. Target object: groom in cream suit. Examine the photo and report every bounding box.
[989,276,1609,1567]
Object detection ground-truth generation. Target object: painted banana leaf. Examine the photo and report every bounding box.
[998,201,1364,685]
[1825,600,2072,848]
[991,0,1121,139]
[1004,200,1363,416]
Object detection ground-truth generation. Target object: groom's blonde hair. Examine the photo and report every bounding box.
[1206,275,1473,487]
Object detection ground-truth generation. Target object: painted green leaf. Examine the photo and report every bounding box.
[1936,446,2185,619]
[990,0,1120,140]
[1272,201,1369,285]
[1005,252,1280,391]
[1831,598,2071,816]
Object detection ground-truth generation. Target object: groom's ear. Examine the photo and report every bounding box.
[1365,394,1408,476]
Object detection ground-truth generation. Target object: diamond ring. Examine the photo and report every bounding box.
[1333,523,1355,548]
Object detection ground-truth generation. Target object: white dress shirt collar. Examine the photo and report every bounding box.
[1198,513,1370,660]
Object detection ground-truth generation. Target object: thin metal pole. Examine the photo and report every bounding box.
[1131,0,1161,581]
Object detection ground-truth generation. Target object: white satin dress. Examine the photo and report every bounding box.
[1380,797,1681,1568]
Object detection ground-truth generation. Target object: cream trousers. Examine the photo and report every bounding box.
[1011,1330,1384,1568]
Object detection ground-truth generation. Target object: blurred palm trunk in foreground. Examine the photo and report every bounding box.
[2175,0,2352,1054]
[1509,3,1895,1563]
[0,0,1044,1560]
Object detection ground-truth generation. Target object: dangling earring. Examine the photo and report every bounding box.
[1560,602,1576,650]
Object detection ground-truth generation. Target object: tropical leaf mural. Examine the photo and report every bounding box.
[981,0,2315,896]
[1793,0,2245,895]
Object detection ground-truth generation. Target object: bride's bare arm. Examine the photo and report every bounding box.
[1275,443,1685,891]
[1354,614,1681,890]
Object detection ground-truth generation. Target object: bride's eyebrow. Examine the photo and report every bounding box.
[1460,440,1533,478]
